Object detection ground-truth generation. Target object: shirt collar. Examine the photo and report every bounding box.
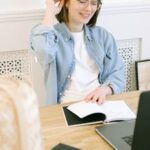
[54,22,93,41]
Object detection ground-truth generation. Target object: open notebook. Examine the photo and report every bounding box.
[62,100,136,127]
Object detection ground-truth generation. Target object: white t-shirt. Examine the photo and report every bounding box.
[61,31,100,103]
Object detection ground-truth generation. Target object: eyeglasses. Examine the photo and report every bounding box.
[76,0,101,9]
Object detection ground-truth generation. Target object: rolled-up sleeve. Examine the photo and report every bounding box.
[30,24,58,66]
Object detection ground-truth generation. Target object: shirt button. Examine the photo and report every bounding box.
[68,75,71,78]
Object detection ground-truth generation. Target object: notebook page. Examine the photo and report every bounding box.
[100,100,136,122]
[67,101,104,118]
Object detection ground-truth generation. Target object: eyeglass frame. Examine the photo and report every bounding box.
[76,0,102,9]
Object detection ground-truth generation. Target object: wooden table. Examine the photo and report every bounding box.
[40,91,141,150]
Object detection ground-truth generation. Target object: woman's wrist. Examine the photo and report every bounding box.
[42,9,55,27]
[107,84,114,95]
[100,84,114,95]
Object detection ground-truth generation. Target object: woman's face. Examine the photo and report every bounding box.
[66,0,99,28]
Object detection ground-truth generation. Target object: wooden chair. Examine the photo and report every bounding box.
[135,59,150,91]
[0,77,44,150]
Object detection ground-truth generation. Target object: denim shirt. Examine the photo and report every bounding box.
[30,22,125,105]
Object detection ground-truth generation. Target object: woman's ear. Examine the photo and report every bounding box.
[65,0,70,8]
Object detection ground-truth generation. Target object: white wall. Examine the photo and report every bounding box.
[0,0,149,11]
[0,0,45,11]
[99,1,150,59]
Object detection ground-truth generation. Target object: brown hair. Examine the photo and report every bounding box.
[56,0,102,27]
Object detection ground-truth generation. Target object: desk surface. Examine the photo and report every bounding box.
[40,91,141,150]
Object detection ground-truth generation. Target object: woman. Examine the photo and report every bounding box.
[30,0,125,105]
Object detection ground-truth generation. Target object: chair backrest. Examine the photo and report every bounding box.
[0,77,44,150]
[117,39,141,92]
[135,59,150,91]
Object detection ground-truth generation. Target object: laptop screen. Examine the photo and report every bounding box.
[132,91,150,150]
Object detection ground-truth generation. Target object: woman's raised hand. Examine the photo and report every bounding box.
[42,0,64,27]
[46,0,64,15]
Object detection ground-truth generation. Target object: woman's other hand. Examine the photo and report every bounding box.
[84,85,113,105]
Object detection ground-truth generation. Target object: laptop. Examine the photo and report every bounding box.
[96,91,150,150]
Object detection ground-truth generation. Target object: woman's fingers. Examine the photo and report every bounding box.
[59,0,64,6]
[84,87,107,105]
[54,0,64,7]
[55,1,60,7]
[85,93,94,102]
[97,97,105,105]
[91,95,99,103]
[45,0,64,15]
